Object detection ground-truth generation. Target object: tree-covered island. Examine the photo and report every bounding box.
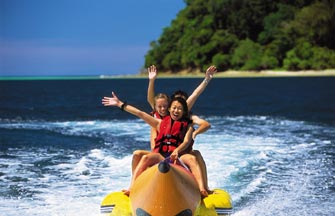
[144,0,335,74]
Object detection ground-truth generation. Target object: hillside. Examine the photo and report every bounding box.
[144,0,335,74]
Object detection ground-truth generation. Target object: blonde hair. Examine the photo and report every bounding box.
[154,93,170,110]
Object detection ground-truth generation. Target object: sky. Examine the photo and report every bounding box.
[0,0,185,76]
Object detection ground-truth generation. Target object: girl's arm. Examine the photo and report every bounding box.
[150,127,157,150]
[102,92,160,129]
[187,65,217,110]
[170,125,194,161]
[147,65,157,109]
[191,115,211,140]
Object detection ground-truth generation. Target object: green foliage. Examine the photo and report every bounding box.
[231,39,263,70]
[284,40,313,70]
[258,3,296,45]
[284,1,335,48]
[283,40,335,70]
[212,53,231,71]
[312,47,335,70]
[260,44,280,69]
[144,0,335,72]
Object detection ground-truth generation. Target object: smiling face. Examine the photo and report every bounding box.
[155,98,169,117]
[169,100,184,121]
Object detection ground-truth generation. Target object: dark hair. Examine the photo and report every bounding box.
[169,97,189,119]
[171,90,188,100]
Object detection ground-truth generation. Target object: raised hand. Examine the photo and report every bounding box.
[148,65,157,80]
[205,65,217,80]
[102,92,121,107]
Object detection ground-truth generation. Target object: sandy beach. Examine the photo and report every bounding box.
[115,69,335,79]
[213,69,335,78]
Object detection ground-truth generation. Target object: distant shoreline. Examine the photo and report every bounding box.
[1,69,335,80]
[139,69,335,78]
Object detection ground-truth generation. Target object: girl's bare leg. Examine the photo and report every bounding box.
[180,154,208,198]
[124,153,163,196]
[192,150,212,193]
[131,150,150,174]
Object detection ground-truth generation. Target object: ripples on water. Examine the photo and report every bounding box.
[1,116,334,215]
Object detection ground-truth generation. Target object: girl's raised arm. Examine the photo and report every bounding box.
[102,92,160,130]
[147,65,157,109]
[187,65,217,110]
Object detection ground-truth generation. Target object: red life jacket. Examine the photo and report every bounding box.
[151,111,169,120]
[153,116,193,157]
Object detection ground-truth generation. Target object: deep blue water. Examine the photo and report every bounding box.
[0,77,334,215]
[1,77,334,123]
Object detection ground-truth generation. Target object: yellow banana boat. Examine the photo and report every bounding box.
[100,160,233,216]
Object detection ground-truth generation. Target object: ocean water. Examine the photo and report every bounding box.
[0,77,334,216]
